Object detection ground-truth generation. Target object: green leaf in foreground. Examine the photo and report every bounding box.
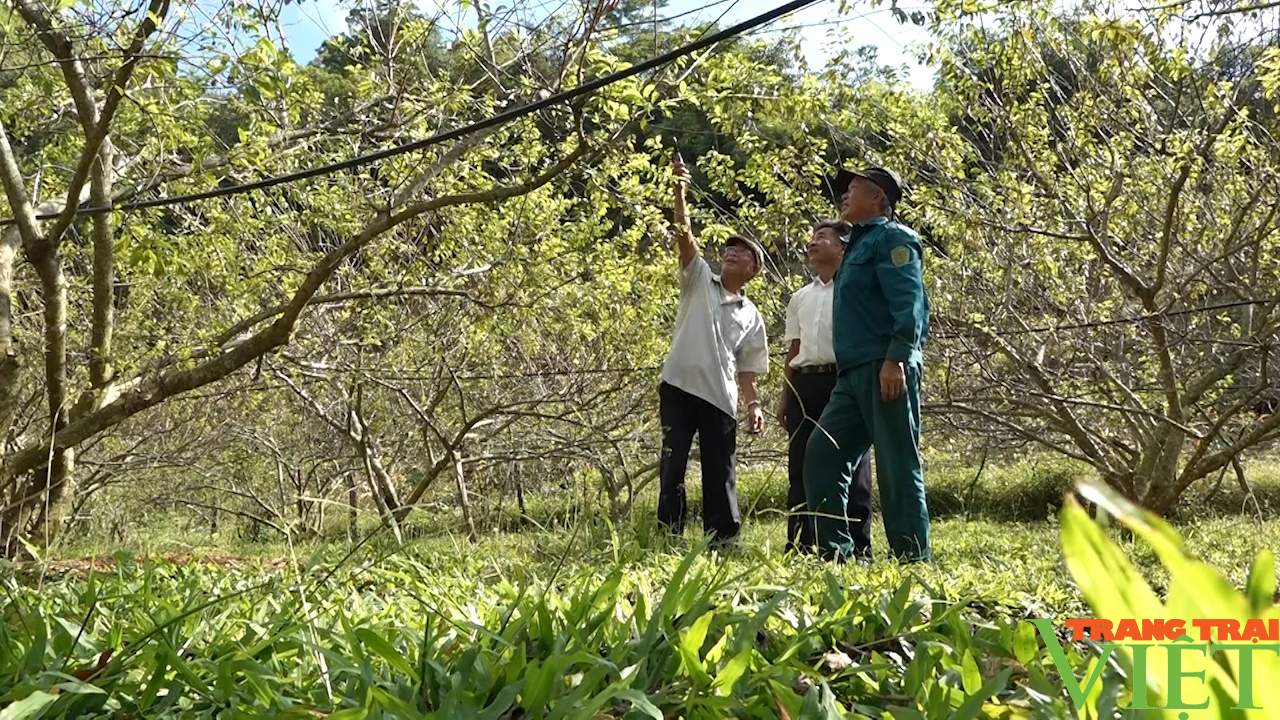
[614,689,662,719]
[1064,477,1280,719]
[0,691,58,720]
[1013,621,1037,666]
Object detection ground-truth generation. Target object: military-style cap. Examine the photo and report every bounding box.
[826,165,906,209]
[725,234,766,273]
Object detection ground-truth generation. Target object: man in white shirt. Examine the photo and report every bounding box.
[777,220,873,558]
[657,152,769,546]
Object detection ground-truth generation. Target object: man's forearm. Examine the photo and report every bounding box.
[673,177,696,266]
[738,373,759,408]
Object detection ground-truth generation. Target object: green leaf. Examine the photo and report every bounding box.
[354,628,416,677]
[711,648,750,696]
[798,681,842,719]
[614,689,663,719]
[679,611,715,684]
[1013,621,1037,666]
[49,680,106,696]
[1247,549,1276,614]
[1073,477,1183,553]
[950,667,1014,720]
[960,649,981,695]
[0,691,58,720]
[326,708,369,720]
[904,646,938,699]
[473,682,522,720]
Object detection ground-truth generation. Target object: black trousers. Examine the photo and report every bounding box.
[785,369,873,557]
[657,382,741,543]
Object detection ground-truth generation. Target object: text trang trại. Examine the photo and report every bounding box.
[1028,618,1280,714]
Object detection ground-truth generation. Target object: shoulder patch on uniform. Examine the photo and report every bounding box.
[890,245,911,267]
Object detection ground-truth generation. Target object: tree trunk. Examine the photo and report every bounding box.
[347,471,358,543]
[27,452,75,545]
[361,450,402,544]
[453,449,477,542]
[88,141,115,392]
[2,251,75,553]
[1,225,21,470]
[295,470,308,534]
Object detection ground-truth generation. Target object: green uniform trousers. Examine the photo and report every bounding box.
[803,360,931,562]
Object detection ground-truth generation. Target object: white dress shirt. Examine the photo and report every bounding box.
[660,256,770,419]
[784,276,837,368]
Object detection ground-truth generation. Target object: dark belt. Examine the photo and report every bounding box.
[793,363,837,375]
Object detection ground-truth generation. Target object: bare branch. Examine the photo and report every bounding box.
[0,119,42,249]
[20,1,166,251]
[213,285,486,349]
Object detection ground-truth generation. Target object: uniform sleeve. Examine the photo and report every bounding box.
[784,289,802,343]
[874,227,929,362]
[736,315,769,376]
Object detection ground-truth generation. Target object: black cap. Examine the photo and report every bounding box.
[826,166,905,209]
[725,234,766,274]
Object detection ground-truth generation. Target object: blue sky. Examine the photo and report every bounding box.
[271,0,937,88]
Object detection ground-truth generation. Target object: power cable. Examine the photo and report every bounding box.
[3,0,822,227]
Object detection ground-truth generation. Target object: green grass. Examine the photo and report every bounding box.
[738,452,1280,524]
[11,454,1280,717]
[57,453,1280,558]
[5,509,1280,718]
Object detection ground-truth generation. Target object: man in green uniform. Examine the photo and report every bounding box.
[803,166,931,563]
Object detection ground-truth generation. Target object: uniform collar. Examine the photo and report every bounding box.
[813,275,836,288]
[842,215,889,246]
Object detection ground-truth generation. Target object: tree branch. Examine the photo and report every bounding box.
[961,320,1115,473]
[0,119,42,249]
[929,401,1094,464]
[1189,1,1280,20]
[1179,410,1280,498]
[1153,88,1243,295]
[11,0,100,134]
[17,0,172,252]
[1,144,591,487]
[213,285,485,349]
[88,137,116,392]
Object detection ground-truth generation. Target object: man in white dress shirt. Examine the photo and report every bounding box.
[777,219,873,558]
[657,151,770,547]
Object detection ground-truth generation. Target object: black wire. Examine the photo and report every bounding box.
[4,0,821,227]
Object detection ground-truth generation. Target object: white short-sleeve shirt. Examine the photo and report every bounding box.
[784,277,836,368]
[660,255,769,419]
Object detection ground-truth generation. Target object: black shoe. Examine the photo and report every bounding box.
[785,541,817,557]
[709,534,740,551]
[835,550,873,566]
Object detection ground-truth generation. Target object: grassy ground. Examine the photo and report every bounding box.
[5,507,1280,718]
[7,455,1280,717]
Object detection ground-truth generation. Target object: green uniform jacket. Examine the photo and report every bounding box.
[833,215,930,372]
